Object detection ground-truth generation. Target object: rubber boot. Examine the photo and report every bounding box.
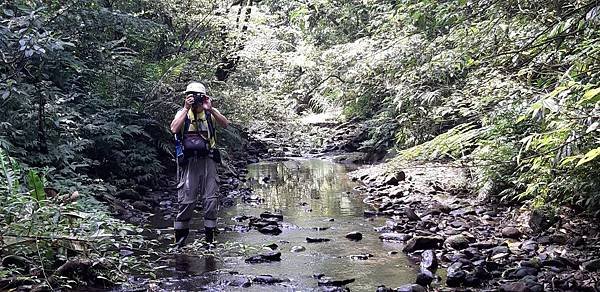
[204,227,215,244]
[174,228,189,249]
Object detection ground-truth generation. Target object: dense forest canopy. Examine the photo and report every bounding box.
[1,0,599,289]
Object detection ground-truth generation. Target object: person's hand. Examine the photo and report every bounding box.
[202,95,213,111]
[184,94,194,110]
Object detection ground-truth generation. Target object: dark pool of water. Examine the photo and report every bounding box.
[136,158,417,291]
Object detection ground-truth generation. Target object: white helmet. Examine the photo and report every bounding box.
[185,82,206,94]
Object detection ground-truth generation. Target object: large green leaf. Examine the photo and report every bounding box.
[27,170,45,201]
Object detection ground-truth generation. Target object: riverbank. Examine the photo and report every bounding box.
[350,158,600,291]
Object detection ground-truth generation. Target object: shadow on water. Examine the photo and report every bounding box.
[141,158,416,291]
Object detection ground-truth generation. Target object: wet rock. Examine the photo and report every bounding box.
[317,278,355,287]
[350,254,372,260]
[345,231,363,241]
[263,243,278,250]
[379,233,412,242]
[502,227,522,239]
[396,283,426,292]
[446,262,466,287]
[245,251,281,263]
[445,234,470,250]
[306,237,331,243]
[582,259,600,271]
[260,211,283,221]
[415,270,434,286]
[226,276,252,288]
[420,250,438,271]
[253,275,287,284]
[258,225,282,236]
[291,246,306,252]
[313,273,325,279]
[403,236,444,252]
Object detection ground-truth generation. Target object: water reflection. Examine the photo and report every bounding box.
[245,159,361,218]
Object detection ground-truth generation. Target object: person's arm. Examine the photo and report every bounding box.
[209,108,229,128]
[203,96,229,128]
[170,95,194,133]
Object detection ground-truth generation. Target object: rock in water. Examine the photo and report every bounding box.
[290,246,306,252]
[380,233,412,242]
[258,225,282,235]
[306,237,331,243]
[420,250,438,271]
[260,211,283,221]
[253,275,287,284]
[501,227,522,239]
[403,236,444,252]
[445,235,470,250]
[317,278,355,287]
[245,252,281,263]
[345,231,363,241]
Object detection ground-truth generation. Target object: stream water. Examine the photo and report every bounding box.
[142,158,416,291]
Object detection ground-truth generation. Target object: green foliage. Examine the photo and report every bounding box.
[0,149,154,288]
[255,0,600,210]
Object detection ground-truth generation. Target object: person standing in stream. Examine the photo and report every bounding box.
[170,82,229,248]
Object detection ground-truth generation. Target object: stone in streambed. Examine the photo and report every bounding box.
[404,207,420,221]
[259,211,283,221]
[415,270,434,286]
[306,237,331,243]
[345,231,363,241]
[380,233,412,242]
[445,234,470,250]
[258,225,282,235]
[420,250,438,271]
[446,262,466,287]
[502,227,522,239]
[253,275,287,284]
[350,253,373,260]
[317,278,355,287]
[403,236,444,252]
[245,251,281,263]
[291,246,306,252]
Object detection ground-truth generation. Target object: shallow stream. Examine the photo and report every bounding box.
[144,158,416,291]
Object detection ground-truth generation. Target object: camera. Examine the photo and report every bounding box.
[191,92,206,107]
